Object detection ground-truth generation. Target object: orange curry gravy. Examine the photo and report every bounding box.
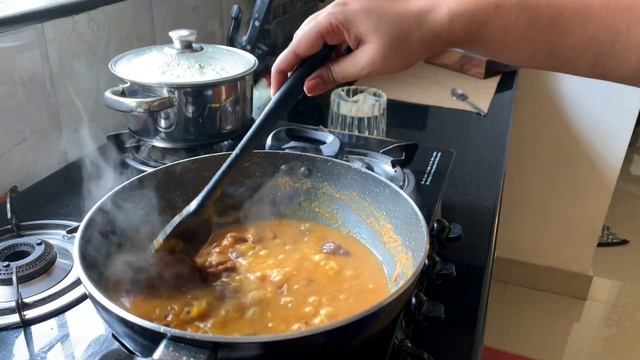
[116,220,389,335]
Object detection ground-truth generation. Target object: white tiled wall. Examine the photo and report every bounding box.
[152,0,225,44]
[0,25,66,193]
[0,0,243,193]
[44,0,156,162]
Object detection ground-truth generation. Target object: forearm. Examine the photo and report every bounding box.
[444,0,640,86]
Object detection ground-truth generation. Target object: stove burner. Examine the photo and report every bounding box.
[0,238,57,285]
[0,221,85,329]
[129,138,238,171]
[108,126,250,172]
[343,148,409,189]
[265,126,418,197]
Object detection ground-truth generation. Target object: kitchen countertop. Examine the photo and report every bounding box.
[0,71,517,359]
[386,73,517,359]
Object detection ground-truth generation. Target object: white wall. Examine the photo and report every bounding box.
[497,70,640,277]
[0,0,255,193]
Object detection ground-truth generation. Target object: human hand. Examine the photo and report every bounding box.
[271,0,456,96]
[273,0,640,91]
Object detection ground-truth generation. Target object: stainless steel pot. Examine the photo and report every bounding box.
[104,29,258,148]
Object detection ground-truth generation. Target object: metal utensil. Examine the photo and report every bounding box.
[151,45,336,252]
[104,29,258,148]
[450,87,487,116]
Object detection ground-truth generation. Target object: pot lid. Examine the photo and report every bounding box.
[108,29,258,87]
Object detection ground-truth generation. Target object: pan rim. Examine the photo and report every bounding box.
[74,150,429,344]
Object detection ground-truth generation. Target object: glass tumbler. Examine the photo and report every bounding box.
[328,86,387,137]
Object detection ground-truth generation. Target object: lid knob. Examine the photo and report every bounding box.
[168,29,198,50]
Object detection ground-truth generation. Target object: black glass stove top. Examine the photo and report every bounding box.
[0,123,455,360]
[0,72,518,360]
[268,123,455,226]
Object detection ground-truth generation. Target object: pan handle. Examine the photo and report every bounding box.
[151,337,215,360]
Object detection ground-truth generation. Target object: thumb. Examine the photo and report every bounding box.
[303,48,371,96]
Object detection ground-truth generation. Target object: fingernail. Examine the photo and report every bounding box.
[304,78,323,96]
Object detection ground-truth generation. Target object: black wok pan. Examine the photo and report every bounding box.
[74,150,429,359]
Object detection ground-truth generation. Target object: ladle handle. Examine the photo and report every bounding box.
[189,44,336,213]
[271,44,336,113]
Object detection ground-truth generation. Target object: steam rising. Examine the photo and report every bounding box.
[67,82,334,306]
[82,155,316,297]
[64,80,133,213]
[68,83,169,292]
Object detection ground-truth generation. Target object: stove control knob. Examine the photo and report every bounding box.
[426,253,440,275]
[446,222,464,244]
[430,218,450,250]
[430,219,464,249]
[395,339,434,360]
[411,292,445,325]
[433,260,456,283]
[426,254,456,283]
[430,218,449,239]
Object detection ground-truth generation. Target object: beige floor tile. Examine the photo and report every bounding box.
[485,283,640,360]
[588,276,640,310]
[499,284,585,360]
[593,246,640,288]
[563,300,640,360]
[486,128,640,360]
[602,131,640,237]
[592,130,640,309]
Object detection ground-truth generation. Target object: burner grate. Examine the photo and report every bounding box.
[0,221,84,329]
[107,127,250,172]
[342,148,409,189]
[0,188,84,329]
[265,127,418,199]
[128,138,238,171]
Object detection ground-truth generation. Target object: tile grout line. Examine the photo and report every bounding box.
[148,0,157,44]
[39,22,68,166]
[500,281,640,311]
[584,296,640,310]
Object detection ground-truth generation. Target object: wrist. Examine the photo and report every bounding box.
[412,0,469,56]
[434,0,492,51]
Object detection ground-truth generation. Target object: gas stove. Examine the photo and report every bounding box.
[106,128,249,172]
[0,124,460,360]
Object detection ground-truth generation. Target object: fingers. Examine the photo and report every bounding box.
[271,11,347,95]
[303,46,372,96]
[293,11,322,41]
[271,44,321,96]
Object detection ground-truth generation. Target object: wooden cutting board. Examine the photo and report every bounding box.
[428,49,516,79]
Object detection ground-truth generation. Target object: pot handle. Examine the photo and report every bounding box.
[151,337,215,360]
[104,84,173,114]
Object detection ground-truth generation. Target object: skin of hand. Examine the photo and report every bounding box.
[270,0,455,96]
[271,0,640,96]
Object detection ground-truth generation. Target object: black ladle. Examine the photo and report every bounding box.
[152,45,336,252]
